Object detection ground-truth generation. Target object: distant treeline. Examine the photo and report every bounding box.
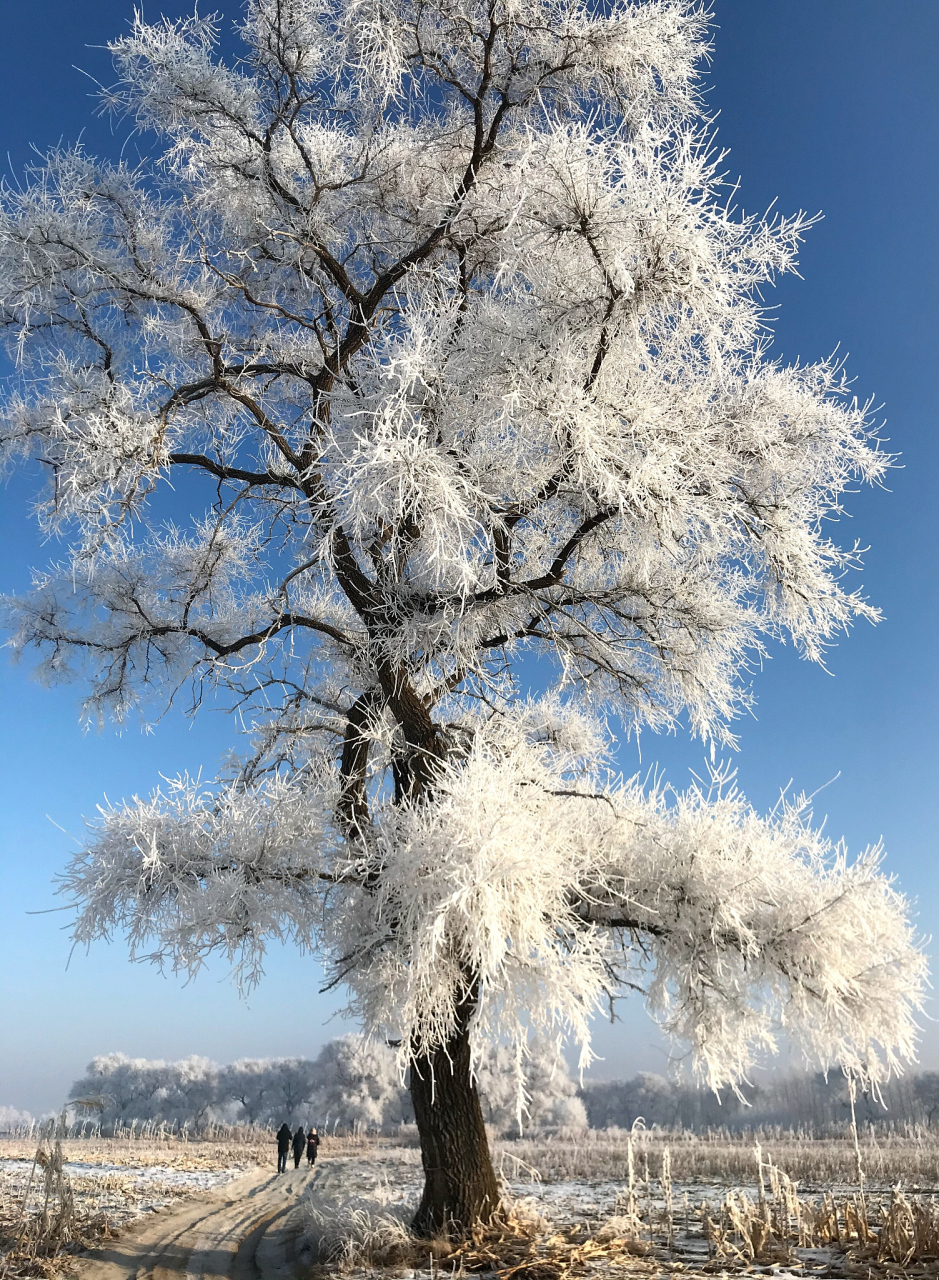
[12,1050,939,1139]
[64,1035,586,1136]
[579,1070,939,1135]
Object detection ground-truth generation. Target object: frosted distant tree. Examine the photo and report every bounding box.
[69,1053,223,1128]
[69,1054,169,1127]
[220,1058,278,1124]
[255,1057,319,1121]
[0,1106,35,1133]
[310,1034,409,1130]
[581,1071,680,1130]
[162,1056,222,1127]
[0,0,926,1234]
[223,1054,332,1125]
[523,1041,588,1132]
[475,1037,586,1134]
[914,1073,939,1126]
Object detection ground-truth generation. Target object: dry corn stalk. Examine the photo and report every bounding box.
[661,1146,673,1246]
[8,1123,78,1269]
[614,1135,638,1220]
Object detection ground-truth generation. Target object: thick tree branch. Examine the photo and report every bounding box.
[168,453,304,489]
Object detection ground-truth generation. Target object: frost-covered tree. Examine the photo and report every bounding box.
[253,1057,319,1120]
[307,1032,587,1134]
[476,1036,586,1134]
[0,1105,36,1133]
[581,1071,681,1130]
[0,0,926,1235]
[218,1055,321,1125]
[310,1034,410,1130]
[69,1054,169,1126]
[163,1055,223,1127]
[69,1053,223,1129]
[222,1056,324,1125]
[220,1058,279,1124]
[70,1052,315,1129]
[580,1068,939,1135]
[65,1038,579,1132]
[914,1073,939,1126]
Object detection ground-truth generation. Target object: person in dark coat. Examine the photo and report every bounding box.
[292,1124,306,1169]
[276,1123,292,1174]
[306,1127,320,1167]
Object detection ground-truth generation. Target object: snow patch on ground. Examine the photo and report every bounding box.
[1,1159,242,1187]
[0,1157,246,1229]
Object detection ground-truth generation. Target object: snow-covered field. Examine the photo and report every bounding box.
[0,1157,245,1229]
[295,1139,939,1278]
[0,1136,269,1251]
[5,1133,939,1278]
[0,1131,376,1243]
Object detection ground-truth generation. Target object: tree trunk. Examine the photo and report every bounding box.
[409,1005,500,1237]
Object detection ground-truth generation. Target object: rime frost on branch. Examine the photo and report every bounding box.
[64,737,925,1091]
[0,0,923,1098]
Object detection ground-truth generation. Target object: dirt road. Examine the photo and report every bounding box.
[72,1167,318,1280]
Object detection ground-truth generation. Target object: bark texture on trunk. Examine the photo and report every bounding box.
[409,1009,500,1237]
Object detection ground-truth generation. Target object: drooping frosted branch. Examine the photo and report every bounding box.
[63,772,339,987]
[65,730,925,1090]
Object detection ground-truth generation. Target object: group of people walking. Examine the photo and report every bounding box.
[275,1123,319,1173]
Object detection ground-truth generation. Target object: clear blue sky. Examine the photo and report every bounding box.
[1,1,938,1115]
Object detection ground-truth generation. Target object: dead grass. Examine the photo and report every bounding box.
[300,1134,939,1278]
[304,1196,659,1279]
[699,1181,939,1276]
[504,1128,939,1188]
[0,1135,266,1173]
[0,1129,369,1173]
[10,1127,939,1278]
[0,1130,122,1280]
[303,1193,419,1269]
[0,1125,399,1279]
[578,1139,939,1277]
[446,1210,659,1280]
